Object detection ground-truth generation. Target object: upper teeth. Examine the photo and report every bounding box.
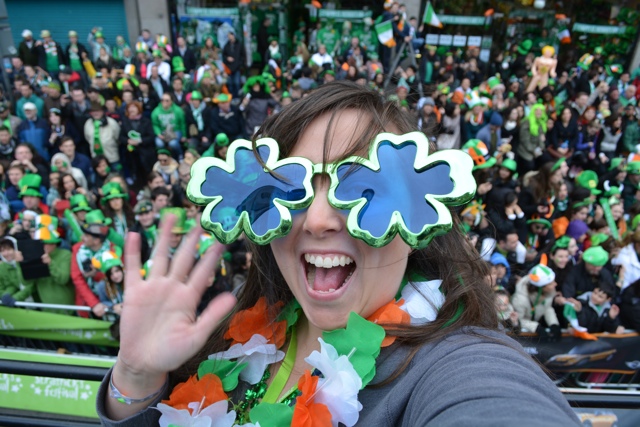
[304,254,353,268]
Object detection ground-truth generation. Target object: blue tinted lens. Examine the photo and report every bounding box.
[200,145,308,235]
[334,141,454,238]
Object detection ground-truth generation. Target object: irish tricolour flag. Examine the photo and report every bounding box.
[375,20,396,47]
[423,1,443,28]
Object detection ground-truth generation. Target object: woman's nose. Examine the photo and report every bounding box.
[301,175,344,238]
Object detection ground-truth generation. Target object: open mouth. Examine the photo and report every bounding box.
[303,253,356,295]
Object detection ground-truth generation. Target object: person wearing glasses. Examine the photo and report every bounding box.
[98,82,579,426]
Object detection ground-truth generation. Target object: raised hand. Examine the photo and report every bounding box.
[106,215,236,420]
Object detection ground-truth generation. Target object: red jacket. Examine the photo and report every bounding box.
[71,241,106,317]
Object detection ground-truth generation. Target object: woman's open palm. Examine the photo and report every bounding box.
[118,215,236,378]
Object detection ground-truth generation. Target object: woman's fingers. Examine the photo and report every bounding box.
[192,292,237,345]
[124,232,142,287]
[168,225,202,282]
[150,214,177,279]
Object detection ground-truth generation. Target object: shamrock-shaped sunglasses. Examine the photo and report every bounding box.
[187,132,476,249]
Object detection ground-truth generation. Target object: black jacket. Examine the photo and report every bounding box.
[119,116,157,173]
[172,47,197,74]
[619,284,640,330]
[209,105,246,141]
[18,41,38,67]
[576,293,621,333]
[222,40,246,74]
[561,262,615,299]
[184,105,213,143]
[36,41,66,73]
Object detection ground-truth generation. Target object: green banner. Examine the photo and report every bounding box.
[439,15,486,26]
[185,7,239,17]
[0,373,101,419]
[0,348,116,368]
[0,307,118,347]
[318,9,373,20]
[573,23,627,35]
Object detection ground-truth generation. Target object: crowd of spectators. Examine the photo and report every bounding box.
[0,2,639,343]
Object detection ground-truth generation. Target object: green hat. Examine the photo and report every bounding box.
[528,264,555,286]
[575,170,600,194]
[322,70,336,78]
[152,49,162,58]
[604,186,621,197]
[128,130,142,141]
[501,158,517,173]
[70,194,92,212]
[134,200,153,215]
[517,39,533,55]
[84,209,112,226]
[82,209,112,237]
[215,133,230,147]
[608,158,626,171]
[632,213,640,231]
[95,31,104,39]
[551,235,571,252]
[101,182,129,204]
[160,207,189,234]
[35,214,59,233]
[172,56,185,72]
[214,93,232,103]
[487,76,504,92]
[18,175,43,198]
[551,157,566,172]
[590,233,609,247]
[583,246,608,267]
[627,161,640,175]
[190,90,203,101]
[198,235,217,256]
[281,91,291,99]
[606,64,623,77]
[527,217,552,228]
[462,139,497,170]
[48,81,61,92]
[92,250,123,274]
[572,198,591,210]
[594,46,604,55]
[33,227,62,244]
[157,148,172,157]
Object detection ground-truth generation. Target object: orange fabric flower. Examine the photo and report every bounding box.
[291,370,332,427]
[161,373,227,412]
[224,297,287,348]
[367,299,410,347]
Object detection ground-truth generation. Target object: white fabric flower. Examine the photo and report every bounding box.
[157,400,235,427]
[305,338,363,427]
[400,280,444,324]
[209,334,284,384]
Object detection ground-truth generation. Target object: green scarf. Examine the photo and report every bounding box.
[93,119,104,156]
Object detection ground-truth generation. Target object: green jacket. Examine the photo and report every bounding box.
[0,261,32,301]
[0,249,75,314]
[31,248,75,314]
[151,103,187,137]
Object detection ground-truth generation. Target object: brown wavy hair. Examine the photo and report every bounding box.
[174,81,498,386]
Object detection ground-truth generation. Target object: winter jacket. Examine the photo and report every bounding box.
[16,94,45,120]
[511,277,559,332]
[120,116,157,174]
[29,248,75,314]
[561,262,616,299]
[222,40,246,74]
[576,292,620,333]
[436,114,461,150]
[242,97,279,137]
[210,105,246,141]
[17,117,50,160]
[0,260,32,301]
[517,120,545,162]
[619,285,640,330]
[84,116,121,163]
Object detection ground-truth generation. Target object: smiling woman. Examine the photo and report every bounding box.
[97,81,580,426]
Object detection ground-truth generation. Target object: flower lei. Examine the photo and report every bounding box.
[157,278,445,427]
